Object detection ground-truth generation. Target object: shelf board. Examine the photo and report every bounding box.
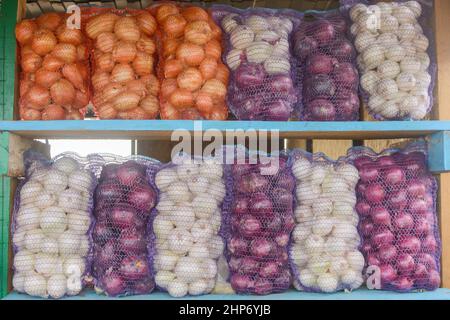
[3,288,450,300]
[2,120,450,140]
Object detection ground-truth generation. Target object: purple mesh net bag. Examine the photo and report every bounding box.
[89,154,159,297]
[11,150,97,299]
[223,146,295,295]
[151,153,227,297]
[347,141,441,292]
[340,0,436,120]
[211,5,300,121]
[289,149,364,292]
[293,11,360,121]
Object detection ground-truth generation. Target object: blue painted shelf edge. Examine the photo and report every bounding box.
[3,289,450,300]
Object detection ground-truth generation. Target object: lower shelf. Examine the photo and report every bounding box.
[3,288,450,300]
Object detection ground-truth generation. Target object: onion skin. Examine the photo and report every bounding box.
[52,43,77,64]
[21,108,42,120]
[113,92,141,111]
[24,85,50,110]
[86,13,118,40]
[62,64,86,92]
[50,79,76,106]
[42,55,64,72]
[42,104,65,120]
[56,25,83,46]
[36,13,62,31]
[35,68,62,88]
[136,12,157,36]
[16,20,37,45]
[114,16,140,42]
[21,52,42,73]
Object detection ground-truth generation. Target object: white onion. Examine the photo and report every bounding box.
[68,170,92,192]
[155,168,178,191]
[168,229,193,255]
[24,271,48,298]
[13,272,26,293]
[16,206,41,231]
[155,251,178,271]
[191,219,214,244]
[43,169,68,193]
[174,256,203,283]
[14,249,35,272]
[155,271,176,289]
[317,273,339,293]
[58,230,80,255]
[54,157,79,174]
[47,274,67,299]
[40,206,67,237]
[167,279,188,298]
[25,229,45,253]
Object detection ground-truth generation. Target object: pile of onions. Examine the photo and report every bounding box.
[85,9,159,119]
[212,8,298,120]
[92,160,157,296]
[290,152,364,292]
[227,154,294,295]
[348,1,433,120]
[151,4,228,120]
[293,13,360,121]
[351,146,441,291]
[15,13,90,120]
[153,155,225,297]
[12,155,94,298]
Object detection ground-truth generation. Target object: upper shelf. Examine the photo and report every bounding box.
[1,120,450,140]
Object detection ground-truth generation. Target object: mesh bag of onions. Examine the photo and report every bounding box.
[348,141,441,291]
[152,153,226,297]
[150,3,228,120]
[292,12,360,121]
[211,6,299,121]
[224,148,295,294]
[90,155,159,296]
[341,0,436,120]
[84,8,160,119]
[15,13,90,120]
[11,150,97,298]
[290,150,364,293]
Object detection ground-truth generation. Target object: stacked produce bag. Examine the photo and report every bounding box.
[349,142,441,291]
[12,151,95,298]
[225,150,295,294]
[92,157,158,296]
[290,151,364,292]
[342,0,435,120]
[153,154,226,297]
[293,12,360,121]
[212,6,299,120]
[15,13,90,120]
[152,3,229,120]
[85,9,160,119]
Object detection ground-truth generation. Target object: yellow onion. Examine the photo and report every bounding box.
[118,107,151,119]
[185,21,213,46]
[21,45,34,57]
[25,85,51,110]
[102,83,125,102]
[21,52,42,73]
[136,12,157,36]
[97,103,118,119]
[50,79,76,106]
[92,71,110,91]
[76,63,89,80]
[132,52,154,76]
[72,90,90,109]
[110,63,135,83]
[21,107,42,120]
[32,29,57,56]
[139,95,159,118]
[114,16,140,42]
[126,80,147,98]
[201,79,227,101]
[112,92,141,111]
[86,13,118,40]
[42,55,64,71]
[112,41,137,63]
[36,13,62,31]
[20,79,33,97]
[35,68,62,88]
[95,52,114,72]
[16,20,37,45]
[95,32,117,53]
[141,74,160,96]
[62,64,85,92]
[77,44,88,61]
[56,25,83,46]
[42,104,66,120]
[52,43,77,64]
[65,109,83,120]
[136,36,156,55]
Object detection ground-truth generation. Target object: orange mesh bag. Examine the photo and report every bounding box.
[83,8,159,119]
[16,13,90,120]
[150,3,229,120]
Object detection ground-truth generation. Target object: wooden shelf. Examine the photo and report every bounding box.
[2,120,450,140]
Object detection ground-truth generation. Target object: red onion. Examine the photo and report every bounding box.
[273,269,292,290]
[415,216,432,235]
[269,75,294,93]
[240,257,260,274]
[428,270,441,289]
[306,54,334,74]
[102,273,126,297]
[230,273,254,292]
[396,253,415,274]
[235,64,265,88]
[394,213,414,230]
[228,257,241,273]
[407,180,427,197]
[232,164,252,177]
[273,173,295,191]
[116,161,145,186]
[388,190,407,210]
[283,214,295,231]
[95,240,117,269]
[306,99,336,121]
[275,232,290,247]
[265,214,282,232]
[361,242,372,254]
[96,180,123,203]
[360,220,375,236]
[254,278,273,295]
[356,182,367,194]
[271,187,294,210]
[371,229,394,247]
[380,264,397,283]
[378,245,397,262]
[264,100,292,121]
[233,197,249,215]
[359,167,379,183]
[250,238,274,258]
[111,205,144,229]
[127,183,156,212]
[329,39,355,60]
[364,184,385,203]
[408,198,428,213]
[228,237,248,255]
[422,235,438,253]
[415,253,438,271]
[392,276,413,291]
[249,193,273,215]
[239,173,269,194]
[399,236,421,254]
[371,207,391,226]
[384,167,405,185]
[377,156,396,167]
[333,62,358,87]
[239,215,262,237]
[354,156,373,170]
[119,255,149,280]
[118,227,146,254]
[356,201,371,217]
[100,163,120,180]
[259,261,280,278]
[293,35,318,60]
[312,20,335,45]
[305,74,336,98]
[413,263,429,286]
[132,277,154,295]
[93,220,115,246]
[367,254,380,266]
